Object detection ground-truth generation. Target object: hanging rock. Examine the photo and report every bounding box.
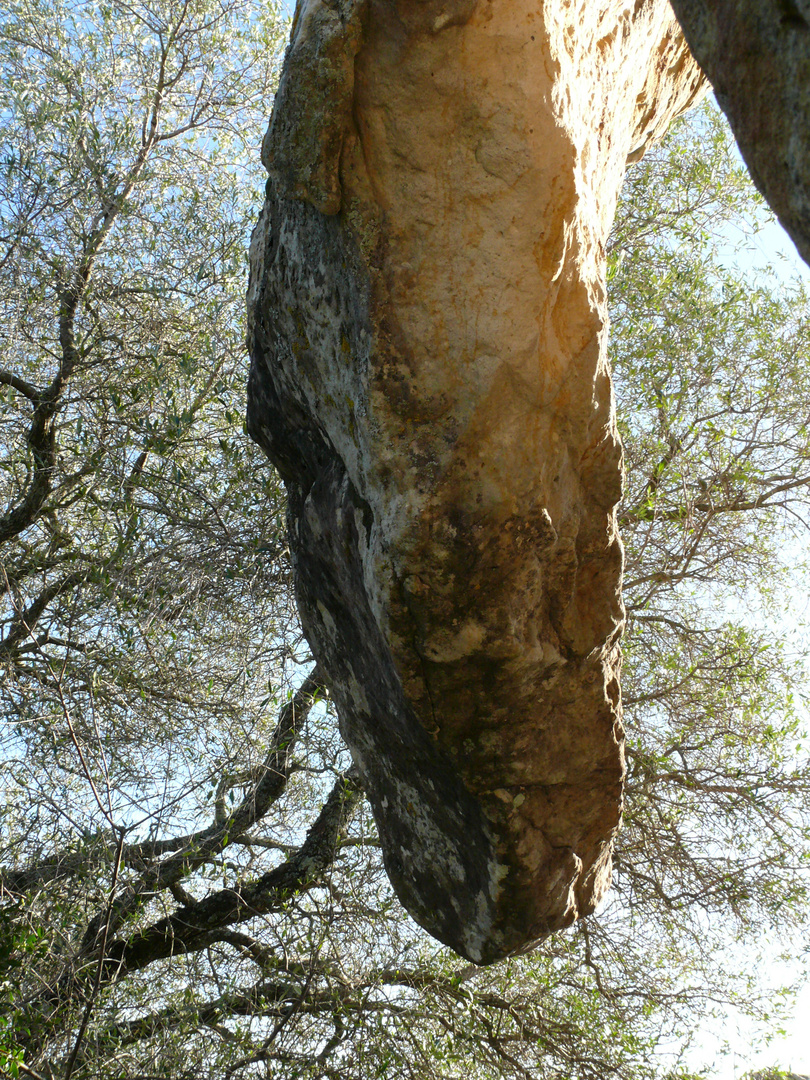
[247,0,705,964]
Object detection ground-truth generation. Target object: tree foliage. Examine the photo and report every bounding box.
[0,5,808,1075]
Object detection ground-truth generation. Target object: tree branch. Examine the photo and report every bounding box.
[0,570,88,659]
[108,770,362,976]
[1,671,326,899]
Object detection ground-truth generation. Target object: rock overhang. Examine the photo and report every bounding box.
[247,0,706,963]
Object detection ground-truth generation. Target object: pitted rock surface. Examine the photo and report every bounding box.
[247,0,705,963]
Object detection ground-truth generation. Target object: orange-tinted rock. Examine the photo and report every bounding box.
[247,0,705,963]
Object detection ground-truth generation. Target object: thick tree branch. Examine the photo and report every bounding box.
[0,47,169,551]
[1,671,325,899]
[21,772,362,1060]
[107,770,362,976]
[0,570,88,659]
[0,368,42,401]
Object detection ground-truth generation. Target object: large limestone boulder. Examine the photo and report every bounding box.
[669,0,810,267]
[247,0,704,964]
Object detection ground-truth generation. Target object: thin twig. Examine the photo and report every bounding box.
[63,827,127,1080]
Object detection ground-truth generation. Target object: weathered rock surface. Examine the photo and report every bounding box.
[669,0,810,267]
[247,0,704,964]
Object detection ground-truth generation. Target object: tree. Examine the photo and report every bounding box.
[0,3,808,1073]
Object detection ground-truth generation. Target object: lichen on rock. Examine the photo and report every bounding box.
[247,0,705,963]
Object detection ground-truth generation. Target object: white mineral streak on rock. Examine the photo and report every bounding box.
[247,0,706,962]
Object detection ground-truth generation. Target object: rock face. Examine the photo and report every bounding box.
[669,0,810,267]
[247,0,704,964]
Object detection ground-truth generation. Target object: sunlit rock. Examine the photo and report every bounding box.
[247,0,705,963]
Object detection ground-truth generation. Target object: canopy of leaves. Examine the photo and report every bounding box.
[0,7,808,1075]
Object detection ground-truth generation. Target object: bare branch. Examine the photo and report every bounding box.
[108,770,362,976]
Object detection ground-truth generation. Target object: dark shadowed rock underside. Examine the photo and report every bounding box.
[669,0,810,269]
[247,0,705,964]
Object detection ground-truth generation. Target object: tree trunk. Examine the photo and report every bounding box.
[247,0,704,964]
